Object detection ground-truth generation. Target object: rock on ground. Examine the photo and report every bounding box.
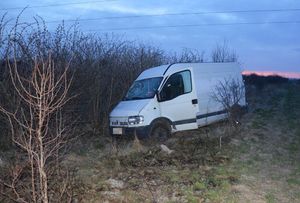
[106,178,124,189]
[160,144,174,154]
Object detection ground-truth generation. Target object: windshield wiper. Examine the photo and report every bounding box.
[124,96,145,101]
[130,96,144,100]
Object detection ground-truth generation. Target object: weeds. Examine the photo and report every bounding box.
[265,193,276,203]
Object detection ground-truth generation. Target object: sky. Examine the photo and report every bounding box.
[0,0,300,74]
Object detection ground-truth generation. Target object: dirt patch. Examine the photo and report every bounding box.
[232,184,265,203]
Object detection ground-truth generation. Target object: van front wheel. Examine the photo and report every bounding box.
[149,121,171,142]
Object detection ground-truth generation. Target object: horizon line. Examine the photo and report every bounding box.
[242,70,300,79]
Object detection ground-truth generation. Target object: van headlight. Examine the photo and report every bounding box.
[128,115,144,125]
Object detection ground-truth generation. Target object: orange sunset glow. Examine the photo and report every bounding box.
[243,70,300,79]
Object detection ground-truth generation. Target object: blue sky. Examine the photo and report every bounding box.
[1,0,300,72]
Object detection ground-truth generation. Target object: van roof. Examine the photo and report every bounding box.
[137,64,169,80]
[136,62,239,80]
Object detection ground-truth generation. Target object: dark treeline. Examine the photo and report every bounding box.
[243,74,291,90]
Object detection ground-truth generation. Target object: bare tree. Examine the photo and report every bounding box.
[167,48,205,63]
[210,77,245,148]
[0,53,73,203]
[211,77,245,124]
[211,40,238,63]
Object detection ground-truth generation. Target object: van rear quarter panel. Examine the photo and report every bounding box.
[191,63,244,119]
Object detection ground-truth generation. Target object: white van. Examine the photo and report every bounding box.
[110,62,246,139]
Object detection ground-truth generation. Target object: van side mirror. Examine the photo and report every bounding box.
[156,91,162,102]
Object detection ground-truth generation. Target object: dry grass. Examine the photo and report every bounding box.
[66,82,300,203]
[2,82,299,203]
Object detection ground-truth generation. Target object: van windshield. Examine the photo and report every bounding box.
[123,77,163,101]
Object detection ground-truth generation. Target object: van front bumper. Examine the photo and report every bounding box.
[110,125,151,139]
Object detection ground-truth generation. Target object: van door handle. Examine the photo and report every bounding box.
[192,99,198,104]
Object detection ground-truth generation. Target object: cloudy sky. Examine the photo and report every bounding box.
[1,0,300,73]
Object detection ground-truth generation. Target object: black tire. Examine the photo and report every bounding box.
[149,121,171,143]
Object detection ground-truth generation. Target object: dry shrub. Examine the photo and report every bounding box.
[211,40,238,63]
[212,77,245,124]
[211,78,246,148]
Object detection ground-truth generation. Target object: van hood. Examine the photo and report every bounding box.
[110,99,151,117]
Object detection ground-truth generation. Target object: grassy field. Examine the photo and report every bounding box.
[1,78,298,203]
[58,82,300,202]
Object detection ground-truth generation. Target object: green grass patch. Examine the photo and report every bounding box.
[193,181,206,191]
[283,86,300,129]
[186,190,199,203]
[287,178,300,186]
[162,170,181,184]
[254,108,274,120]
[251,119,264,129]
[176,165,239,202]
[161,169,203,184]
[203,180,232,202]
[205,189,221,202]
[253,132,265,140]
[265,192,276,203]
[287,142,300,154]
[237,142,251,154]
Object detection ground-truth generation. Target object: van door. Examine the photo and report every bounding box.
[158,70,198,131]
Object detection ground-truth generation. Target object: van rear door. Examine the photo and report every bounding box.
[158,70,198,131]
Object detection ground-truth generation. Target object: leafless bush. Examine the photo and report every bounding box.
[211,40,238,63]
[210,77,245,148]
[167,48,205,63]
[211,77,245,124]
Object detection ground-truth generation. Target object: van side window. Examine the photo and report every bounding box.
[160,70,192,101]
